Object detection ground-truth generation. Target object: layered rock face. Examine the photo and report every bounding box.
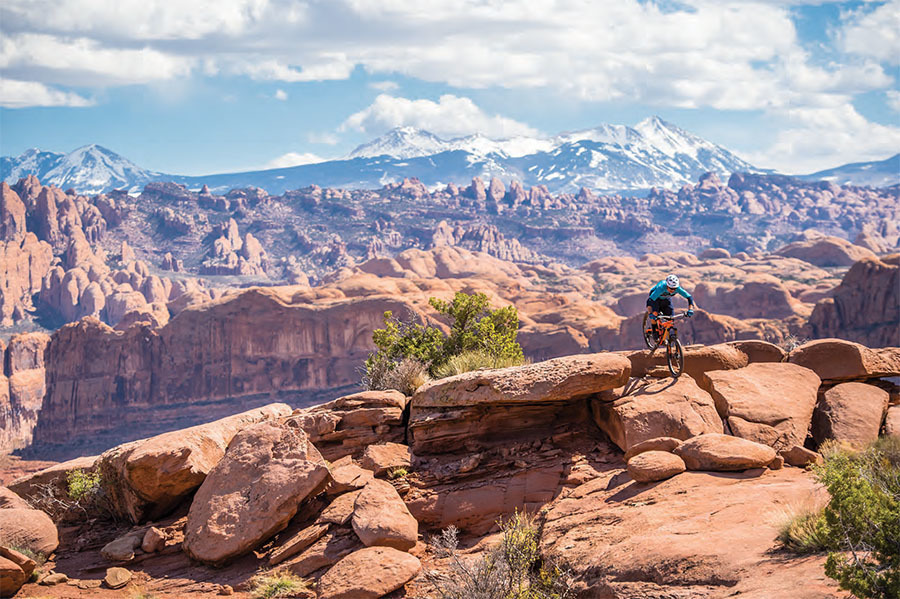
[28,290,423,457]
[0,333,50,451]
[806,254,899,346]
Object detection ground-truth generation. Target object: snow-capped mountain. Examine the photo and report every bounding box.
[800,154,900,188]
[343,117,755,192]
[0,117,818,195]
[1,144,162,194]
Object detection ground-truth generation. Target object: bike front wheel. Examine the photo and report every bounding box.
[641,312,656,349]
[667,336,684,377]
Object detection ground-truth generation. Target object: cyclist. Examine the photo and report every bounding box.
[646,274,695,341]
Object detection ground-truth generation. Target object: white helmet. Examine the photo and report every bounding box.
[665,274,679,289]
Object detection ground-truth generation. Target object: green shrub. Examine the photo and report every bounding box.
[432,350,527,379]
[776,507,829,553]
[814,437,900,598]
[363,292,525,393]
[388,467,409,479]
[426,510,573,599]
[249,572,311,599]
[67,469,102,502]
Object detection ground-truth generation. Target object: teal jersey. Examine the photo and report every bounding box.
[648,280,693,302]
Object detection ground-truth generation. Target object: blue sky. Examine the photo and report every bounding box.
[0,0,897,175]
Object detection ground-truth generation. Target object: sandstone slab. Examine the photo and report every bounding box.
[104,566,132,589]
[183,421,330,566]
[625,343,748,380]
[0,554,26,597]
[360,442,412,477]
[282,527,362,577]
[675,434,776,471]
[289,390,409,461]
[141,527,166,553]
[591,375,723,452]
[351,479,418,551]
[101,531,142,562]
[627,451,686,483]
[623,437,682,462]
[326,456,375,495]
[788,339,900,382]
[410,354,630,454]
[780,445,823,468]
[0,487,30,510]
[98,402,291,523]
[269,523,330,566]
[699,362,820,451]
[0,508,58,554]
[413,353,630,409]
[317,546,422,599]
[886,405,900,438]
[811,382,889,448]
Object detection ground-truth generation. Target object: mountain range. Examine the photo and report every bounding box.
[2,117,896,195]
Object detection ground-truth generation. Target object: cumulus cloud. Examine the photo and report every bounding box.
[265,151,326,169]
[274,88,287,100]
[748,103,900,173]
[340,94,539,138]
[887,90,900,112]
[0,78,93,108]
[0,33,191,86]
[839,0,900,65]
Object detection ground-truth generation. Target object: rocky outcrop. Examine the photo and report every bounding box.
[409,353,630,454]
[350,479,418,550]
[775,236,876,267]
[0,508,58,554]
[96,403,291,523]
[674,434,777,471]
[811,382,889,449]
[0,333,50,452]
[288,391,408,462]
[316,547,421,599]
[592,376,723,451]
[627,451,686,482]
[788,339,900,382]
[29,291,422,457]
[806,255,899,347]
[699,363,820,451]
[183,421,330,566]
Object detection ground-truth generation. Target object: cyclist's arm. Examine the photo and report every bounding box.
[677,286,694,306]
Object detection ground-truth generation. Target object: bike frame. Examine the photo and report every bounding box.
[654,312,689,345]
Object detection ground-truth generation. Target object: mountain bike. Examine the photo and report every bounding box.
[641,311,689,377]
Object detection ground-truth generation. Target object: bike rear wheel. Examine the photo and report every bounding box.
[667,336,684,377]
[641,312,656,349]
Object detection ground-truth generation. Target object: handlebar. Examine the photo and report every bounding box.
[656,312,691,321]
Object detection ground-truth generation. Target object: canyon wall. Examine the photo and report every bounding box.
[27,289,423,459]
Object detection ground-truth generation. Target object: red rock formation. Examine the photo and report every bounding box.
[806,254,899,346]
[28,290,424,457]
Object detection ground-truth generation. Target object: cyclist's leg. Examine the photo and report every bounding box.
[646,297,661,339]
[659,298,673,317]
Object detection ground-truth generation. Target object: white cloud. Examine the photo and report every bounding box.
[887,90,900,112]
[265,152,326,169]
[274,88,287,100]
[369,80,398,91]
[749,103,900,173]
[341,94,539,138]
[0,78,94,108]
[839,0,900,65]
[307,131,339,145]
[0,33,191,86]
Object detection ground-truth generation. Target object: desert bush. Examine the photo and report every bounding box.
[388,467,409,479]
[249,572,311,599]
[363,291,525,392]
[778,334,808,352]
[814,436,900,598]
[26,468,116,522]
[776,506,829,553]
[425,510,573,599]
[432,350,527,379]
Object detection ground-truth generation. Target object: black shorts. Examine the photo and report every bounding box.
[646,297,673,316]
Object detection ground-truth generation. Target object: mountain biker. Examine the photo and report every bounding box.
[646,274,695,340]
